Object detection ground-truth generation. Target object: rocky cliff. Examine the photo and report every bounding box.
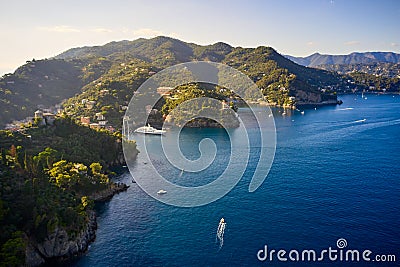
[25,211,97,266]
[294,90,340,107]
[25,183,129,266]
[89,182,129,201]
[183,117,240,128]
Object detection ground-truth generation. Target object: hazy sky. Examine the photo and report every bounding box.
[1,0,399,75]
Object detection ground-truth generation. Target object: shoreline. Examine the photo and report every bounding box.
[249,92,399,110]
[25,181,130,266]
[249,99,341,109]
[337,91,400,96]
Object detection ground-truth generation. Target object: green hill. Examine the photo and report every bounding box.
[0,55,120,127]
[0,117,136,265]
[2,36,352,128]
[0,59,83,126]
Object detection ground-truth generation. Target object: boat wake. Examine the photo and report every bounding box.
[284,118,400,147]
[216,218,226,250]
[337,107,354,111]
[354,119,367,123]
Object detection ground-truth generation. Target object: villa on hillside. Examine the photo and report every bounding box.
[86,100,96,109]
[34,110,56,125]
[80,115,114,132]
[80,117,91,125]
[95,112,105,121]
[157,87,173,96]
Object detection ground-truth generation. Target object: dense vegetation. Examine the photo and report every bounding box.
[0,117,135,266]
[59,37,346,127]
[63,58,156,127]
[0,59,84,127]
[0,36,351,128]
[160,83,239,127]
[2,36,400,128]
[345,72,400,92]
[221,46,342,106]
[317,62,400,78]
[286,52,400,92]
[1,36,399,265]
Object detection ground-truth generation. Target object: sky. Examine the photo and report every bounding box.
[0,0,399,75]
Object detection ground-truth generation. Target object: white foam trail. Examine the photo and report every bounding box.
[337,107,354,111]
[354,119,367,123]
[284,118,400,147]
[216,219,226,249]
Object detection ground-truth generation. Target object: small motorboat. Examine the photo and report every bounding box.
[157,189,167,195]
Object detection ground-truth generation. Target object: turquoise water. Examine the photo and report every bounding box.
[74,94,400,266]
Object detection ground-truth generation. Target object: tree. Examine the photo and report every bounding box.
[0,231,26,266]
[1,148,6,165]
[89,162,102,174]
[48,160,75,189]
[89,162,109,184]
[80,196,93,210]
[33,147,58,170]
[9,145,16,158]
[0,199,6,221]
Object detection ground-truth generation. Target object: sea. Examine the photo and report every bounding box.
[73,94,400,266]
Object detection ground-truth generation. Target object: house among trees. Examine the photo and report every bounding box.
[34,110,43,119]
[95,112,105,121]
[98,120,107,126]
[157,87,173,96]
[221,100,230,110]
[34,110,56,125]
[89,122,100,130]
[86,100,96,109]
[43,113,56,125]
[80,116,91,125]
[99,89,109,96]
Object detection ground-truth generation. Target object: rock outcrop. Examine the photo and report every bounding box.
[89,182,129,202]
[295,90,322,104]
[183,117,240,128]
[25,182,129,266]
[25,211,97,266]
[294,90,341,107]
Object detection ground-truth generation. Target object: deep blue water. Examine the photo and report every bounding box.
[74,94,400,266]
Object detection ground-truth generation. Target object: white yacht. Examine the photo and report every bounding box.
[157,189,167,195]
[134,125,166,135]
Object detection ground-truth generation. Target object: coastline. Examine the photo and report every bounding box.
[337,91,400,96]
[89,182,129,202]
[25,181,130,266]
[250,99,342,109]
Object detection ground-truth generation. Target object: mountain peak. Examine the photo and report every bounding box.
[287,51,400,67]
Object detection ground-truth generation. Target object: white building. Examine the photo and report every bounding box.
[95,112,105,121]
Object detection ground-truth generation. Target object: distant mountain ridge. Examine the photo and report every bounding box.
[286,52,400,67]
